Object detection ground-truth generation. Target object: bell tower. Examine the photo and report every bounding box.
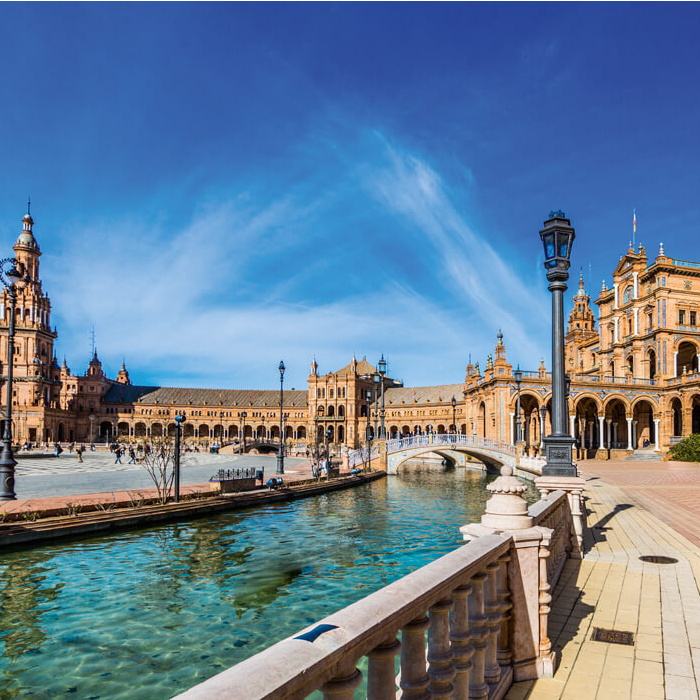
[0,207,59,441]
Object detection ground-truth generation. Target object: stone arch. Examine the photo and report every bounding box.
[270,425,280,439]
[100,421,113,440]
[317,405,325,417]
[256,425,265,439]
[677,341,699,376]
[229,424,238,438]
[630,394,658,411]
[338,405,345,417]
[183,423,195,438]
[244,425,253,438]
[337,425,344,442]
[151,422,163,438]
[326,425,335,443]
[117,421,129,437]
[167,423,176,437]
[327,405,335,417]
[626,354,634,375]
[603,398,628,449]
[437,424,446,434]
[671,397,683,436]
[134,422,147,437]
[478,402,486,438]
[573,395,601,455]
[648,348,657,380]
[633,399,656,448]
[691,394,700,434]
[297,426,307,439]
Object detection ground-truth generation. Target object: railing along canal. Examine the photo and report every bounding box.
[176,489,577,700]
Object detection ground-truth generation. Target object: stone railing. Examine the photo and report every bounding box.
[176,477,582,700]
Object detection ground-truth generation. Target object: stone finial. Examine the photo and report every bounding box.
[478,464,533,530]
[659,242,665,256]
[496,329,504,346]
[602,279,607,291]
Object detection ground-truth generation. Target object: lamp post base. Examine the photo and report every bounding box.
[276,454,284,474]
[0,445,17,500]
[541,435,577,477]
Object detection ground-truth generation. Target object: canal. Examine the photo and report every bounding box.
[0,464,539,699]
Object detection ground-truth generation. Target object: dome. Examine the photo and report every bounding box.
[15,231,39,250]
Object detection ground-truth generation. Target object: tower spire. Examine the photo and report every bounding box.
[633,208,637,248]
[27,196,31,216]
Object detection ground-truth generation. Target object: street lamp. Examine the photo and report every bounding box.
[89,413,95,445]
[239,411,247,454]
[514,366,523,445]
[372,372,380,438]
[0,259,26,500]
[325,427,332,473]
[540,211,577,476]
[451,396,457,435]
[173,413,185,503]
[277,360,285,474]
[365,389,372,443]
[377,355,387,439]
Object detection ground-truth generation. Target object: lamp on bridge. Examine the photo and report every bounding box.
[325,427,332,471]
[377,355,387,439]
[173,413,185,503]
[539,212,577,477]
[365,389,372,443]
[514,366,523,445]
[240,411,247,454]
[451,396,457,434]
[0,258,27,501]
[277,360,285,474]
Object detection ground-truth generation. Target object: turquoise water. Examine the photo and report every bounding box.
[0,466,539,699]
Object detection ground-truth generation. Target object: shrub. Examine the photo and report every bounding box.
[668,433,700,462]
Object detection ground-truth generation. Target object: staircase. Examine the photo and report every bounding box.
[626,448,662,462]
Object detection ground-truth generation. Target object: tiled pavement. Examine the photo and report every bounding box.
[507,459,700,700]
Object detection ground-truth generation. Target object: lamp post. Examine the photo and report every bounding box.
[514,366,523,445]
[377,355,387,439]
[240,411,247,454]
[277,360,285,474]
[365,389,372,443]
[540,404,547,452]
[325,427,332,472]
[0,258,27,500]
[539,212,577,476]
[372,372,380,438]
[89,413,95,445]
[173,413,184,503]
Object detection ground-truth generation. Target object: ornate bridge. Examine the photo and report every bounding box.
[383,434,518,474]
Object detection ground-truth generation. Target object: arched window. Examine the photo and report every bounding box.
[623,285,633,304]
[338,405,345,417]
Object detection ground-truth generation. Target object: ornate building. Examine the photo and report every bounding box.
[1,211,699,457]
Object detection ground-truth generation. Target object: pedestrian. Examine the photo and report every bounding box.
[54,442,63,457]
[128,447,136,464]
[114,447,123,464]
[76,446,83,463]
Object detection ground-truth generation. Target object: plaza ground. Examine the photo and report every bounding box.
[508,458,700,700]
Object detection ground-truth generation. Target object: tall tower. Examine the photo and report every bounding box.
[0,209,59,442]
[565,273,597,371]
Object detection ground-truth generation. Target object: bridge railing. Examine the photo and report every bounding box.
[175,490,576,700]
[347,444,380,469]
[386,433,516,457]
[174,534,512,699]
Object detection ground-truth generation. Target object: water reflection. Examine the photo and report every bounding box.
[0,466,539,699]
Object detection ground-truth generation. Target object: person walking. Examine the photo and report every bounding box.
[128,446,136,464]
[114,447,123,464]
[76,446,83,463]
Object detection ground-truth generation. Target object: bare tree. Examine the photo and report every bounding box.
[121,437,182,504]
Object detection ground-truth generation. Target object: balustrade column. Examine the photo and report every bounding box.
[484,562,502,685]
[321,661,363,700]
[467,572,489,700]
[538,538,553,666]
[598,415,605,449]
[367,636,401,700]
[606,418,612,448]
[449,584,473,700]
[400,615,430,700]
[496,554,512,668]
[428,599,456,699]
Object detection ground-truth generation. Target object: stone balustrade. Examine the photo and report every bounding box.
[175,489,576,700]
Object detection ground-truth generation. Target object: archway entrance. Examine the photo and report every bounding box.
[633,400,655,448]
[677,341,699,376]
[604,399,628,449]
[671,398,683,437]
[574,397,600,457]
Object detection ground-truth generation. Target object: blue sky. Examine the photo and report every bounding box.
[0,3,699,390]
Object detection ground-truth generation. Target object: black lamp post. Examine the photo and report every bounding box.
[540,212,577,476]
[277,360,285,474]
[365,389,372,443]
[240,411,247,454]
[377,355,387,439]
[173,413,184,503]
[514,366,523,445]
[325,427,332,472]
[540,404,548,452]
[372,372,380,438]
[451,396,457,434]
[0,258,27,500]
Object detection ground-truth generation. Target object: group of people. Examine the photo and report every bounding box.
[53,442,95,462]
[109,442,149,464]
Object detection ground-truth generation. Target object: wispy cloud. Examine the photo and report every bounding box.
[43,130,551,389]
